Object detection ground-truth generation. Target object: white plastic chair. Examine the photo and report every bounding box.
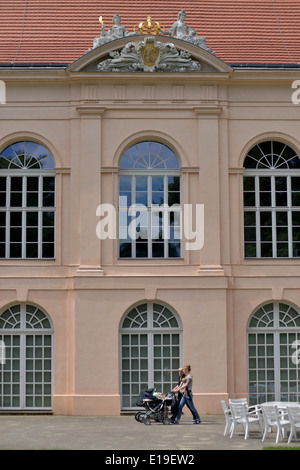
[229,398,248,404]
[261,404,290,444]
[220,400,233,436]
[229,401,263,439]
[229,397,262,416]
[287,405,300,443]
[229,397,261,412]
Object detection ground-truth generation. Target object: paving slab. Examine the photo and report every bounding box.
[0,413,297,452]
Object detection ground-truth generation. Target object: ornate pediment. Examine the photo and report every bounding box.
[97,37,202,72]
[67,11,233,74]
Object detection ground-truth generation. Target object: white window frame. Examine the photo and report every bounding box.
[247,302,300,405]
[119,171,181,259]
[119,302,183,410]
[119,141,181,260]
[0,170,56,259]
[244,169,300,258]
[0,303,54,411]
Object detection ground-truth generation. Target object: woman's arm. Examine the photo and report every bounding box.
[177,382,188,392]
[178,376,191,392]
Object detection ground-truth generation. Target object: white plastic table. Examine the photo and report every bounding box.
[261,401,300,409]
[261,401,300,437]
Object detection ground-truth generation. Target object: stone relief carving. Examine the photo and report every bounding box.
[93,11,212,53]
[97,37,202,72]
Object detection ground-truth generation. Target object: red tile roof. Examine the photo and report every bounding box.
[1,0,300,65]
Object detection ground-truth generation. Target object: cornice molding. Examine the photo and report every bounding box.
[55,167,71,174]
[76,105,106,115]
[228,168,245,175]
[181,166,199,173]
[193,105,223,116]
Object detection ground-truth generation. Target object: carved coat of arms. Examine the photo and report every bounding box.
[97,37,202,72]
[140,40,160,70]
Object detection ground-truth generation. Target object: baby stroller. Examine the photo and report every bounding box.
[135,388,176,425]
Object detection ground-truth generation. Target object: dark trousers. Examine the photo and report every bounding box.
[171,392,196,421]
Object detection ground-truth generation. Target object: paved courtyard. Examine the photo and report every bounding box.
[0,413,298,451]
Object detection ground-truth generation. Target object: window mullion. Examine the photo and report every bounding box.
[164,175,167,206]
[148,303,154,387]
[164,175,168,259]
[22,176,26,259]
[20,332,26,409]
[272,210,277,259]
[20,304,26,409]
[163,207,168,258]
[5,209,9,258]
[147,208,151,258]
[271,175,276,258]
[38,176,42,258]
[255,176,261,258]
[132,175,136,259]
[274,331,281,400]
[287,176,293,258]
[148,176,151,258]
[256,210,260,258]
[5,176,10,258]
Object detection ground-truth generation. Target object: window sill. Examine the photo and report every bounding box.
[0,258,56,265]
[244,257,300,262]
[117,257,185,263]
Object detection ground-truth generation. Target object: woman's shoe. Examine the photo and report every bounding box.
[193,419,201,424]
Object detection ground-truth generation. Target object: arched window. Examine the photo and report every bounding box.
[248,302,300,405]
[243,140,300,258]
[0,141,55,259]
[0,303,53,410]
[120,302,182,409]
[119,141,181,259]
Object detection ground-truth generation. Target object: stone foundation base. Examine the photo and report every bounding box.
[53,393,229,416]
[53,395,121,416]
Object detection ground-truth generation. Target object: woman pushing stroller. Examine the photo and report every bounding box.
[172,365,201,424]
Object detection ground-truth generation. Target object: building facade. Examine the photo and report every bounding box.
[0,3,300,415]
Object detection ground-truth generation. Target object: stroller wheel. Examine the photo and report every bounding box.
[135,412,142,422]
[143,416,151,426]
[155,413,163,422]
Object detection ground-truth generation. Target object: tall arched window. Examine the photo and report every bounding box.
[243,140,300,258]
[119,141,181,259]
[120,302,182,409]
[0,141,55,259]
[248,302,300,405]
[0,303,53,410]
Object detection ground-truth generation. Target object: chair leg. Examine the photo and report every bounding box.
[230,421,236,439]
[225,417,233,436]
[258,415,263,436]
[288,426,297,444]
[262,422,271,443]
[276,427,281,444]
[244,422,249,440]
